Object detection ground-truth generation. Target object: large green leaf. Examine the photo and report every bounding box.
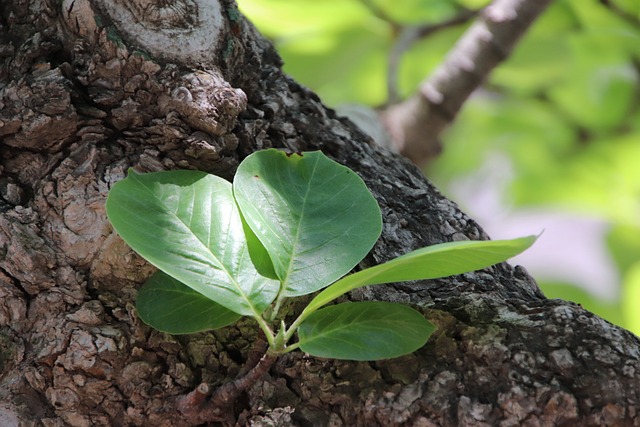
[302,235,537,316]
[297,301,434,360]
[136,271,241,334]
[106,169,279,317]
[233,149,382,297]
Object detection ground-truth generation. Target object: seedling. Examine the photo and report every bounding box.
[106,149,534,419]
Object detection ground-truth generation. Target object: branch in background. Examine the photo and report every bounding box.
[381,0,555,166]
[387,10,478,104]
[599,0,640,27]
[359,0,401,30]
[359,0,477,105]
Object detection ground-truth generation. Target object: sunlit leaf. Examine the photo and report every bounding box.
[297,301,435,360]
[303,235,537,315]
[106,169,279,317]
[234,149,382,297]
[136,271,241,334]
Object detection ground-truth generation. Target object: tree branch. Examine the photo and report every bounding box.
[387,10,478,104]
[382,0,555,166]
[359,0,401,29]
[599,0,640,27]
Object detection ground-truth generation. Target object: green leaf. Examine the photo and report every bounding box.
[233,149,382,297]
[240,211,279,280]
[106,169,279,317]
[136,271,241,334]
[297,301,435,361]
[303,235,537,316]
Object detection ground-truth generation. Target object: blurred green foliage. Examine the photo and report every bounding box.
[239,0,640,335]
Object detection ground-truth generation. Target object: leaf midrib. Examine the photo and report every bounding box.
[282,154,321,291]
[134,174,261,316]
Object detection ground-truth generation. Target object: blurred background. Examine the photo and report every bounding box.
[238,0,640,334]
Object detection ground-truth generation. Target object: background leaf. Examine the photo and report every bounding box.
[297,301,435,360]
[136,271,241,334]
[106,169,279,317]
[233,149,382,297]
[304,235,537,314]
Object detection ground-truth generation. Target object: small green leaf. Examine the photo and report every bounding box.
[106,169,279,317]
[297,301,435,361]
[136,271,241,334]
[303,235,537,316]
[233,149,382,297]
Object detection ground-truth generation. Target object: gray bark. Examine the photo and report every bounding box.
[0,1,638,426]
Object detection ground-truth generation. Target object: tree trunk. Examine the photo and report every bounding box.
[0,1,638,426]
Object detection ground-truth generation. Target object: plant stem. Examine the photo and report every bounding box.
[211,350,278,405]
[254,314,276,348]
[177,349,279,425]
[282,308,310,343]
[280,341,300,354]
[268,294,286,322]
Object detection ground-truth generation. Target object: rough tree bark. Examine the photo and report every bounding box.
[0,1,638,426]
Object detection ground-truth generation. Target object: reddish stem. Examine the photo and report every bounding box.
[177,349,278,425]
